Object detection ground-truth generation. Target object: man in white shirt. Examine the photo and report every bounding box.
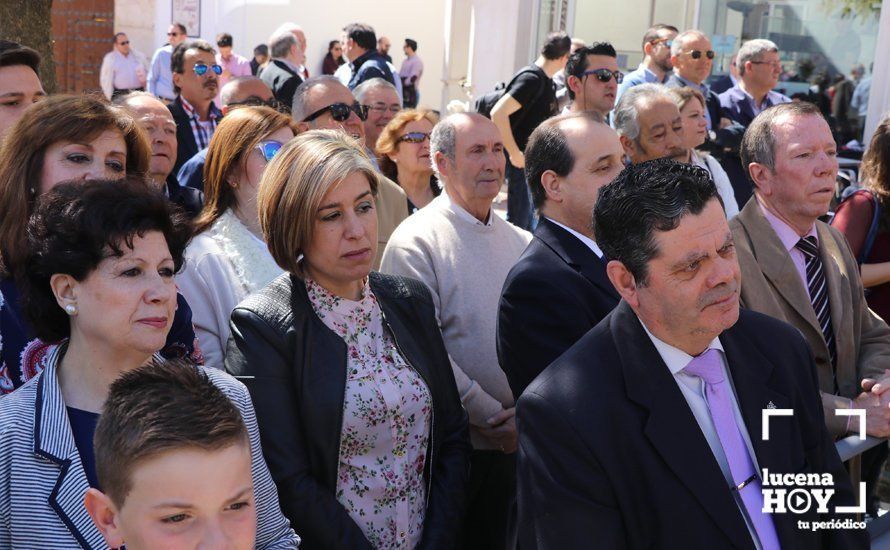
[99,32,148,100]
[148,23,187,102]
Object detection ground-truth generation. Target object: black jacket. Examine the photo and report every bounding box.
[497,218,619,399]
[165,173,203,218]
[168,96,198,177]
[260,59,304,112]
[225,272,471,549]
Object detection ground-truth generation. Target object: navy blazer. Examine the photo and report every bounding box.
[0,346,300,549]
[497,218,620,399]
[718,84,791,128]
[516,301,867,549]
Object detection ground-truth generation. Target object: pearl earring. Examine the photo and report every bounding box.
[64,303,78,316]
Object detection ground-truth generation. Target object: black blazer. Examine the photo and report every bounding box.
[497,218,619,399]
[168,96,199,177]
[165,173,203,218]
[260,59,304,111]
[225,272,471,549]
[516,301,867,549]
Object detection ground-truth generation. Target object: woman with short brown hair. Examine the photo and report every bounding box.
[376,108,440,213]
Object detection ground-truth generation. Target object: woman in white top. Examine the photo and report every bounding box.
[178,106,296,367]
[669,86,740,218]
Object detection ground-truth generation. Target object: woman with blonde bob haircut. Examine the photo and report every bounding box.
[376,108,440,213]
[177,105,296,367]
[226,130,471,549]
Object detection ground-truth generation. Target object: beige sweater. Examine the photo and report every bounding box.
[380,193,531,449]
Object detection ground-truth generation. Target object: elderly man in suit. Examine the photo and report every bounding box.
[731,101,890,514]
[498,112,623,399]
[517,158,865,549]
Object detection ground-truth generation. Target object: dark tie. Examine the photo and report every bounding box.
[796,236,838,392]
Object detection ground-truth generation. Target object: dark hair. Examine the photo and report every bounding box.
[642,23,679,51]
[405,38,418,52]
[564,43,618,100]
[253,43,269,57]
[95,358,248,508]
[593,158,720,285]
[216,32,233,48]
[541,31,572,60]
[740,101,824,186]
[0,40,41,73]
[343,23,376,51]
[22,177,191,342]
[861,116,890,206]
[113,32,126,44]
[525,112,605,211]
[328,39,341,52]
[171,39,215,93]
[172,22,188,36]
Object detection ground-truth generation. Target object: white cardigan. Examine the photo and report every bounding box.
[178,210,283,369]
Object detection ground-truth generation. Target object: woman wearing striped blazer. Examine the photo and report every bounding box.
[0,178,299,548]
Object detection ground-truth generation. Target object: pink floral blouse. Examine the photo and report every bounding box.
[306,277,432,549]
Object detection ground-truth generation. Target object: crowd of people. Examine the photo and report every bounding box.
[0,13,887,550]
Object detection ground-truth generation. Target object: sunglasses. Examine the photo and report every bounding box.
[228,96,290,114]
[167,32,182,37]
[118,40,130,46]
[255,140,284,162]
[651,38,673,48]
[193,63,223,76]
[684,49,715,60]
[582,68,624,84]
[303,102,369,122]
[397,132,430,144]
[367,103,402,114]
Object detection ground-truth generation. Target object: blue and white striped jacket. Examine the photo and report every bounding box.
[0,346,301,549]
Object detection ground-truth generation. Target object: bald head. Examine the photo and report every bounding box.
[220,76,274,112]
[114,92,177,185]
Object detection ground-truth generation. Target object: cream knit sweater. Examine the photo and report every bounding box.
[380,192,532,449]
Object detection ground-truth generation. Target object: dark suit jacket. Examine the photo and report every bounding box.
[497,218,619,399]
[260,59,303,111]
[731,199,890,436]
[168,96,208,178]
[165,173,203,218]
[517,301,866,549]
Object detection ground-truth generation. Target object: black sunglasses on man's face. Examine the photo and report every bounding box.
[303,102,369,122]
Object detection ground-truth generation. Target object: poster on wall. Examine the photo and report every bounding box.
[172,0,201,37]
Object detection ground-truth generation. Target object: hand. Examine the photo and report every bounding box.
[861,370,890,395]
[719,117,733,130]
[480,408,517,454]
[851,391,890,437]
[509,152,525,169]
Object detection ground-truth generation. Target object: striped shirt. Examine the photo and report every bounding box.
[179,95,222,150]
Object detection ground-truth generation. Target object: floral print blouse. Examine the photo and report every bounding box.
[306,277,432,549]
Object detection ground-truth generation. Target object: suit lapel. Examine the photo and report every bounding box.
[32,346,106,549]
[611,303,753,548]
[535,218,620,301]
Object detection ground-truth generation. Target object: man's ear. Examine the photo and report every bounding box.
[619,135,637,159]
[540,170,562,203]
[566,75,582,96]
[747,161,772,196]
[172,71,183,90]
[433,151,451,180]
[84,488,126,548]
[606,259,640,308]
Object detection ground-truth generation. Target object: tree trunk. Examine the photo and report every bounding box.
[0,0,57,94]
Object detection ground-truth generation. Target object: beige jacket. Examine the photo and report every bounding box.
[374,176,409,270]
[731,199,890,436]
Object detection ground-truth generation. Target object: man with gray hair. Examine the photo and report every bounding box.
[719,39,790,128]
[353,78,401,155]
[381,112,532,547]
[261,28,304,109]
[613,83,685,164]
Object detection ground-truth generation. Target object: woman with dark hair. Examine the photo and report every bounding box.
[0,95,202,394]
[322,39,345,75]
[0,178,299,547]
[376,108,440,213]
[833,116,890,322]
[178,106,296,367]
[225,130,470,548]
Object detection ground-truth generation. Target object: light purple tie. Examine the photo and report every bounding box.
[684,349,781,550]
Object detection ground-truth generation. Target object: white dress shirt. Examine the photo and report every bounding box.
[545,217,603,258]
[99,49,147,100]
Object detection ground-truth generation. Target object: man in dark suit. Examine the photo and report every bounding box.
[517,158,866,549]
[498,112,622,399]
[261,30,304,111]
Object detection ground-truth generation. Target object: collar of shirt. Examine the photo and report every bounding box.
[273,57,301,74]
[758,199,818,253]
[638,65,665,84]
[638,318,725,375]
[737,86,781,112]
[180,95,221,122]
[675,73,709,95]
[440,190,492,227]
[545,217,603,258]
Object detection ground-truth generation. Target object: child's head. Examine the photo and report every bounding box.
[84,360,256,549]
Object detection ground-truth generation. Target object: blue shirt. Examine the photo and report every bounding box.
[615,64,666,107]
[671,74,714,130]
[67,407,101,489]
[851,77,872,118]
[177,147,209,191]
[718,84,790,128]
[148,44,175,101]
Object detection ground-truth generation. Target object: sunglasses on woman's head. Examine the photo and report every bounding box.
[685,50,716,60]
[302,102,369,123]
[397,132,431,144]
[193,63,223,76]
[256,141,284,162]
[582,68,624,84]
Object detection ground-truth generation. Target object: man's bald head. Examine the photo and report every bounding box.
[220,76,274,113]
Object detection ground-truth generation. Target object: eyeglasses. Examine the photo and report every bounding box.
[167,32,182,37]
[118,41,130,46]
[193,63,223,77]
[397,132,430,144]
[750,60,782,69]
[227,95,290,114]
[366,103,401,114]
[582,68,624,84]
[684,49,715,60]
[255,140,284,162]
[303,102,369,122]
[651,38,673,48]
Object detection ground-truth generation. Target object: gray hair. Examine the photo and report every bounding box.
[740,101,824,186]
[352,78,398,102]
[220,76,265,106]
[429,115,460,180]
[670,30,709,57]
[736,39,778,76]
[613,83,675,141]
[268,30,298,59]
[291,75,345,121]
